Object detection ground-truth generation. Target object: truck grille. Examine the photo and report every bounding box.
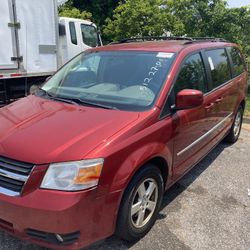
[0,156,34,196]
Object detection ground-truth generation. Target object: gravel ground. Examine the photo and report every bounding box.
[0,125,249,250]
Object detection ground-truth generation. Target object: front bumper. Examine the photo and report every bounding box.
[0,187,122,249]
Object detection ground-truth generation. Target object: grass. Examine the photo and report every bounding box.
[246,93,250,117]
[244,61,250,116]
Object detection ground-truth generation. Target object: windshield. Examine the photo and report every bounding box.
[81,24,99,47]
[42,51,175,111]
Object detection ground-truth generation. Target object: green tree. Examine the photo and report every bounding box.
[62,0,120,27]
[103,0,185,42]
[166,0,250,55]
[166,0,228,36]
[222,6,250,55]
[59,6,92,20]
[59,0,250,56]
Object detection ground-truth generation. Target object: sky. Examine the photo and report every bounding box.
[57,0,250,8]
[227,0,250,7]
[57,0,67,5]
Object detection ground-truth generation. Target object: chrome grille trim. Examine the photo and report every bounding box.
[0,169,28,182]
[0,186,20,197]
[0,156,34,196]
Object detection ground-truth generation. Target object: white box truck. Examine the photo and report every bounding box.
[0,0,102,105]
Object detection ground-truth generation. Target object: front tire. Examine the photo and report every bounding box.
[116,164,164,242]
[224,106,243,143]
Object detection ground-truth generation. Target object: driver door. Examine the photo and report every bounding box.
[171,52,218,179]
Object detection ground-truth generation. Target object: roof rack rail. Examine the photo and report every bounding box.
[109,36,228,45]
[184,37,228,44]
[110,36,193,44]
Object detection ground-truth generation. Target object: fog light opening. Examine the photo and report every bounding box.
[26,228,80,245]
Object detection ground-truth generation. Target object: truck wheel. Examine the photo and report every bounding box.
[116,164,164,242]
[224,106,243,143]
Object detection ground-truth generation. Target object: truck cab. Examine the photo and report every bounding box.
[58,17,102,67]
[0,0,102,105]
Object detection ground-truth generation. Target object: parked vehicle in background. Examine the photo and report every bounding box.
[0,0,102,105]
[0,37,248,249]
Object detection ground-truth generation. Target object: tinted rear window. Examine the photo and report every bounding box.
[205,48,231,89]
[228,47,245,77]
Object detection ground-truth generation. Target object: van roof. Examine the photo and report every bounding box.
[93,39,235,53]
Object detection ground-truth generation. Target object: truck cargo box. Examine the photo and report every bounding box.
[0,0,58,76]
[0,0,18,70]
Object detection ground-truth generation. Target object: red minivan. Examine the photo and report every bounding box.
[0,38,248,249]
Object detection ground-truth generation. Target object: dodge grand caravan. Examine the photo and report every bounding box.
[0,37,248,249]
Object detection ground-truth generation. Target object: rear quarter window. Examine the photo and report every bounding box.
[228,47,245,77]
[205,48,231,89]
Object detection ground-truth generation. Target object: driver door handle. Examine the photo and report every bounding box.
[205,103,214,110]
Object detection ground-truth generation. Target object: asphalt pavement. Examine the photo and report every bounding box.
[0,125,249,250]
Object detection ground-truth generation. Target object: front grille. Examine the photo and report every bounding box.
[0,156,34,196]
[26,229,80,245]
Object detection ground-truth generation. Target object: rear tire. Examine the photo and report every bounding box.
[224,106,243,143]
[116,164,164,242]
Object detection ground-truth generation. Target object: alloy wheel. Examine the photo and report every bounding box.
[130,178,158,229]
[233,110,242,137]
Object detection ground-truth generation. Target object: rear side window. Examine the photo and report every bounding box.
[228,47,245,77]
[174,53,207,94]
[205,49,231,89]
[69,22,77,45]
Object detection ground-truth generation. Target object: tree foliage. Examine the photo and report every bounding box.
[59,0,250,55]
[223,7,250,55]
[165,0,228,36]
[61,0,120,27]
[104,0,184,42]
[165,0,250,54]
[59,6,92,20]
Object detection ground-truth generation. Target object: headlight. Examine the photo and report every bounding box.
[41,158,104,191]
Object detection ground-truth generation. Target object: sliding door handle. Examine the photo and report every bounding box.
[215,97,223,104]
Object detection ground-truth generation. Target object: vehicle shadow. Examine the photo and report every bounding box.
[87,142,230,250]
[159,142,230,215]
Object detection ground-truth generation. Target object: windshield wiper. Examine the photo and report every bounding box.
[36,88,79,105]
[73,98,118,110]
[36,88,117,110]
[51,96,79,105]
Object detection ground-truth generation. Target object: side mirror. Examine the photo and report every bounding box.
[29,84,40,95]
[175,89,204,110]
[29,76,51,95]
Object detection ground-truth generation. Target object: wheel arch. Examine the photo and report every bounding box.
[114,155,170,237]
[145,156,169,187]
[107,142,172,233]
[113,154,170,223]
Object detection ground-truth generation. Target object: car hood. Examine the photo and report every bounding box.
[0,96,139,164]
